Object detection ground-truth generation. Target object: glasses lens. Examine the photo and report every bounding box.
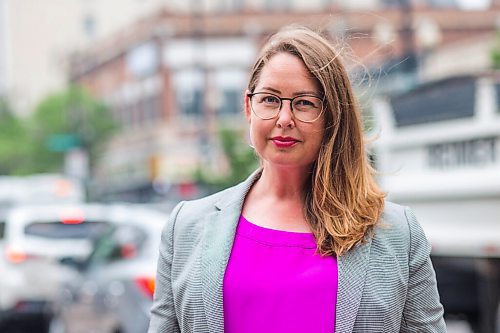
[251,93,280,119]
[250,93,323,122]
[292,96,323,122]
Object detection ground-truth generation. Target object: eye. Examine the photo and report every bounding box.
[260,94,280,105]
[295,99,314,106]
[293,97,320,110]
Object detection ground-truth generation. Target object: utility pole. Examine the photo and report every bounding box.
[191,0,218,174]
[398,0,418,74]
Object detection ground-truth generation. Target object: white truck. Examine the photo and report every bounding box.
[372,73,500,333]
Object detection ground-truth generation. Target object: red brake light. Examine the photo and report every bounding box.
[135,277,155,298]
[6,248,28,264]
[60,208,85,224]
[14,301,29,311]
[482,244,500,255]
[120,244,137,259]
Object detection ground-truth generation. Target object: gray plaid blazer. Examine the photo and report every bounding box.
[149,171,446,333]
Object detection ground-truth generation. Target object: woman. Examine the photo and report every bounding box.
[149,26,446,333]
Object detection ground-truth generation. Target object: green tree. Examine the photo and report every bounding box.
[29,85,117,173]
[0,99,32,175]
[491,32,500,70]
[196,127,258,192]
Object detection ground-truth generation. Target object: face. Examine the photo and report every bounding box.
[245,52,325,170]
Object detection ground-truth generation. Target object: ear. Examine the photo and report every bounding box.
[244,90,252,123]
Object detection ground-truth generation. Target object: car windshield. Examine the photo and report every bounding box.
[24,221,111,240]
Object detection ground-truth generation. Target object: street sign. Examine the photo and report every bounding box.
[45,134,81,152]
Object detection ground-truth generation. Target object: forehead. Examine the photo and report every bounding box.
[255,52,320,93]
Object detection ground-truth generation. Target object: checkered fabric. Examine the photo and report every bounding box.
[148,171,446,333]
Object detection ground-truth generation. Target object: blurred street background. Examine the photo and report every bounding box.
[0,0,499,332]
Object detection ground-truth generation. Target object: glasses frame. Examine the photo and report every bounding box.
[247,92,325,123]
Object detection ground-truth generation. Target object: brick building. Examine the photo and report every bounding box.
[68,5,500,201]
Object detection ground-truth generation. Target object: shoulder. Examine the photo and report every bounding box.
[372,201,430,255]
[164,180,249,237]
[171,169,260,225]
[175,184,241,219]
[378,201,424,236]
[377,201,409,237]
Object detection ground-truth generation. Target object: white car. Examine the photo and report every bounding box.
[0,203,167,332]
[49,208,166,333]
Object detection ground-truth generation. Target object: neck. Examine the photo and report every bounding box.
[255,164,312,201]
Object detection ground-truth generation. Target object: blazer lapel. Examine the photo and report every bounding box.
[201,204,241,333]
[335,238,372,333]
[200,170,261,333]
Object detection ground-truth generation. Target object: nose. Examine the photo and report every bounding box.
[276,100,295,128]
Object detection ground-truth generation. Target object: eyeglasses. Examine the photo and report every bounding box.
[247,92,324,123]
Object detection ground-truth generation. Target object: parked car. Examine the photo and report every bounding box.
[48,205,167,333]
[0,203,167,332]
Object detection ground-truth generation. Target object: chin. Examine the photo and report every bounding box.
[263,157,315,169]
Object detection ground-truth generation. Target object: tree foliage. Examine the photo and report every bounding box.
[195,127,258,192]
[491,32,500,70]
[0,99,32,175]
[28,85,117,173]
[0,86,116,175]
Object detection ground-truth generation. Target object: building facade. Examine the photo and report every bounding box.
[67,5,500,201]
[0,0,169,115]
[0,0,385,115]
[2,0,497,114]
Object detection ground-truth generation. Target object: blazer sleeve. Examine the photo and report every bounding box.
[400,207,447,333]
[148,202,184,333]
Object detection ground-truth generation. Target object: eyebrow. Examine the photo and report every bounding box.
[259,86,319,96]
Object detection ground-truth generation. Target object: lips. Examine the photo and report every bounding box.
[271,136,300,148]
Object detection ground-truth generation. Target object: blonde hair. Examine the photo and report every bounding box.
[247,25,385,257]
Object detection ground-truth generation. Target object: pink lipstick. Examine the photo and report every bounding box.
[271,136,299,148]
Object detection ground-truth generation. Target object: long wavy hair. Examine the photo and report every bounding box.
[247,25,385,257]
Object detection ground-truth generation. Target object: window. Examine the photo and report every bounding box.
[126,42,159,79]
[427,0,458,8]
[24,221,111,240]
[173,69,204,116]
[83,14,96,38]
[178,89,204,116]
[390,78,475,127]
[218,90,242,115]
[86,225,147,266]
[212,68,246,115]
[86,229,118,265]
[0,221,4,239]
[495,83,500,114]
[380,0,402,7]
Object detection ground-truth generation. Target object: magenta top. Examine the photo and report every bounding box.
[223,215,338,333]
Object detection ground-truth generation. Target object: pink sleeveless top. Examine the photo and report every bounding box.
[223,215,338,333]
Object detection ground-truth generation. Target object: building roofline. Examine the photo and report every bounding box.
[68,7,500,80]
